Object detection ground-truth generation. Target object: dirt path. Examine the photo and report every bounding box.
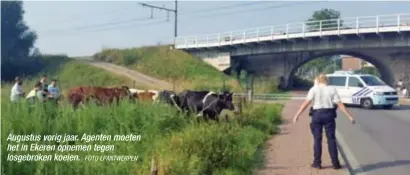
[255,99,348,175]
[85,60,173,90]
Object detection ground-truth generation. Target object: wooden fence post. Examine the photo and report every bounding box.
[238,97,243,115]
[242,96,247,107]
[250,74,254,104]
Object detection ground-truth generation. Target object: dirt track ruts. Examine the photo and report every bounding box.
[84,60,173,90]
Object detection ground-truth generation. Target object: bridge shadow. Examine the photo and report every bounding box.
[354,160,410,174]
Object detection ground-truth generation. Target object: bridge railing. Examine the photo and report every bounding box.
[175,13,410,49]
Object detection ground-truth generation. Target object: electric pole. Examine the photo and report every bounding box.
[139,0,178,38]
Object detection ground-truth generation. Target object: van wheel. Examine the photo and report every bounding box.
[382,105,394,109]
[361,98,373,109]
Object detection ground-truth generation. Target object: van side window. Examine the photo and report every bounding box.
[328,76,346,86]
[348,77,363,87]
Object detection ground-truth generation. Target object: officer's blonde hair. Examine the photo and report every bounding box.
[316,73,328,85]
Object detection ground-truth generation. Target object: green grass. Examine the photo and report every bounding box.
[1,98,282,175]
[93,45,280,93]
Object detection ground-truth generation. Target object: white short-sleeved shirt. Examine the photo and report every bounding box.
[306,84,341,110]
[10,83,23,102]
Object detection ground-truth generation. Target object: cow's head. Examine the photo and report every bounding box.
[117,86,136,102]
[121,86,131,95]
[217,91,235,111]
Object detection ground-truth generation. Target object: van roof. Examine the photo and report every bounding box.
[331,70,354,75]
[326,71,374,77]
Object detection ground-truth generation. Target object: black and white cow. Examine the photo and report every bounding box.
[177,90,235,121]
[156,90,181,110]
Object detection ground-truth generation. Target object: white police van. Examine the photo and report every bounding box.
[326,71,398,109]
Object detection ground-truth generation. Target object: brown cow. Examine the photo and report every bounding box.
[67,86,134,109]
[107,86,135,104]
[132,90,156,103]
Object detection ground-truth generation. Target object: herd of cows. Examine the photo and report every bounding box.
[66,85,237,121]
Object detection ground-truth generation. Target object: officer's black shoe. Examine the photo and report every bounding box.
[311,164,322,169]
[332,164,342,169]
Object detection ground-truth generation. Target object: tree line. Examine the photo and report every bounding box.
[1,1,45,81]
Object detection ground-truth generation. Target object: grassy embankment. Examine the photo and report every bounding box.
[93,45,280,93]
[2,54,283,174]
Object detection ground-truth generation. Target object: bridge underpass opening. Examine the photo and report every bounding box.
[288,53,393,90]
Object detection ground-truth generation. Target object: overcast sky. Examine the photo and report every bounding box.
[23,1,410,56]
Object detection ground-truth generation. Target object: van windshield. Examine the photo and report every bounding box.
[360,76,386,86]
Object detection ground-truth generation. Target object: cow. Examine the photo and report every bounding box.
[67,92,86,109]
[156,90,181,111]
[129,88,159,103]
[131,90,156,103]
[129,88,145,94]
[177,90,235,121]
[67,86,134,109]
[108,86,135,104]
[148,90,160,103]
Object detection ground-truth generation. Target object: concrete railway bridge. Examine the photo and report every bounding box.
[175,13,410,88]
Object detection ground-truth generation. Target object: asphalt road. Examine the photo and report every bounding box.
[336,104,410,175]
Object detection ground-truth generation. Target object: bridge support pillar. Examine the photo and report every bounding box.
[191,51,231,71]
[361,48,410,87]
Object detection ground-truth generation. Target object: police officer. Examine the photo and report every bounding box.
[309,78,338,117]
[308,77,319,117]
[293,73,355,169]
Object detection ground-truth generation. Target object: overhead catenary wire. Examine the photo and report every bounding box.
[42,1,322,37]
[178,1,269,16]
[42,1,276,33]
[182,1,323,21]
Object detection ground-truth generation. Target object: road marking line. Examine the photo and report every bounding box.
[336,129,368,175]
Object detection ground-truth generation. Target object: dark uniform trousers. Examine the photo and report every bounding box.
[310,108,340,166]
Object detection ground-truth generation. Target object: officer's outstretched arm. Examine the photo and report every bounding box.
[336,102,355,124]
[293,100,312,122]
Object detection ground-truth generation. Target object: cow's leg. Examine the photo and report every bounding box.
[70,95,81,110]
[182,106,190,116]
[195,111,203,118]
[80,101,87,109]
[187,103,196,117]
[116,97,120,105]
[205,110,218,122]
[72,101,79,110]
